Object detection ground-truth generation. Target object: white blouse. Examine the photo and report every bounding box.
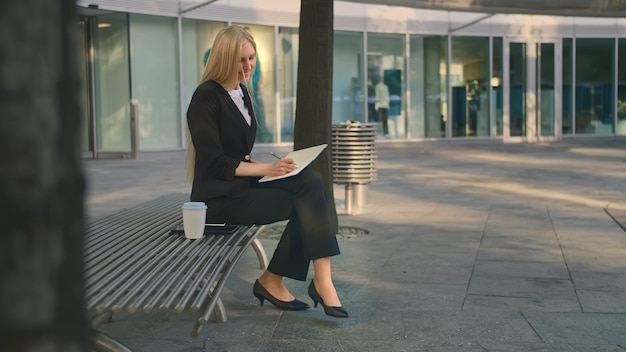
[228,86,252,126]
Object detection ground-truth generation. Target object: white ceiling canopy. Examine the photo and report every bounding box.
[339,0,626,17]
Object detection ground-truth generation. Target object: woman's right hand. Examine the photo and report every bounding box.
[267,158,296,177]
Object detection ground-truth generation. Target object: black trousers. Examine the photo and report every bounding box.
[204,168,340,281]
[378,108,389,135]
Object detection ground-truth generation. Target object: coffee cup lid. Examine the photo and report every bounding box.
[182,201,207,210]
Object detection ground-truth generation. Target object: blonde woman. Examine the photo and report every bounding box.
[186,25,347,318]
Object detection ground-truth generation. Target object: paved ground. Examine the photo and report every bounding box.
[85,137,626,352]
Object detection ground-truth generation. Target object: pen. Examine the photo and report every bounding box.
[270,152,297,168]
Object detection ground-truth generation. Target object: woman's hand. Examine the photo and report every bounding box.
[267,158,296,177]
[235,157,296,177]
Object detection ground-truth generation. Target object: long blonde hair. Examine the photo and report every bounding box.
[186,25,257,181]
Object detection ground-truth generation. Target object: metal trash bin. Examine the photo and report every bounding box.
[331,122,377,215]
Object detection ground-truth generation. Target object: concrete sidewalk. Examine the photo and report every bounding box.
[85,138,626,352]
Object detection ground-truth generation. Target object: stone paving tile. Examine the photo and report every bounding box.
[353,281,467,312]
[462,295,581,313]
[374,262,473,285]
[272,304,405,341]
[570,271,626,291]
[467,276,578,300]
[476,247,564,262]
[401,311,542,345]
[523,312,626,345]
[480,343,625,352]
[472,261,570,279]
[577,290,626,313]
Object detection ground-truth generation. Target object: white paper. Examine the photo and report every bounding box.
[259,144,327,183]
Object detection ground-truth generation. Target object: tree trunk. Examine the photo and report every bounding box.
[0,1,88,351]
[294,0,338,230]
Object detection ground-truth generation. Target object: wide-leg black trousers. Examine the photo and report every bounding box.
[203,168,340,281]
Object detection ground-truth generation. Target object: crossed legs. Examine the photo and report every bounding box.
[205,169,344,313]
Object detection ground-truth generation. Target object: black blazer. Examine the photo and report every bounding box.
[187,80,257,201]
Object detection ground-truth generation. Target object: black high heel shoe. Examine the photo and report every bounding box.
[253,280,309,311]
[308,280,349,318]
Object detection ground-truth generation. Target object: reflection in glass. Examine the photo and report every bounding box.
[538,42,555,137]
[618,39,626,135]
[129,14,181,149]
[368,33,405,139]
[181,20,224,117]
[575,38,614,135]
[93,13,131,151]
[450,37,489,137]
[509,42,526,137]
[78,17,91,155]
[409,36,426,138]
[234,24,276,143]
[333,31,364,124]
[278,27,299,142]
[423,36,447,138]
[562,38,573,134]
[493,37,503,136]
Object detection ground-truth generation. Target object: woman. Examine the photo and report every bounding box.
[186,25,347,318]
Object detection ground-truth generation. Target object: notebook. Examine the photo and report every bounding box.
[259,144,327,183]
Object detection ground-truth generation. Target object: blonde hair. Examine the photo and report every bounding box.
[186,25,257,181]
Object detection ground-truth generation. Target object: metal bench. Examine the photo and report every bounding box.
[84,193,268,351]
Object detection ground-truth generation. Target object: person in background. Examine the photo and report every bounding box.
[374,75,390,137]
[186,25,348,318]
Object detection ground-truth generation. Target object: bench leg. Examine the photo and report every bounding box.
[90,311,113,329]
[252,238,268,270]
[91,331,133,352]
[191,297,227,338]
[213,298,227,323]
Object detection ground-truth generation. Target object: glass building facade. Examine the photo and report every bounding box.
[76,0,626,157]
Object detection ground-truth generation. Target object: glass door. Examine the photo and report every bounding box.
[504,38,561,141]
[92,13,133,157]
[504,40,527,140]
[536,40,561,140]
[78,17,95,158]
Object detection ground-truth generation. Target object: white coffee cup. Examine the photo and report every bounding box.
[181,202,207,239]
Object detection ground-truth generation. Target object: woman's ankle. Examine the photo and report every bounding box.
[259,271,283,288]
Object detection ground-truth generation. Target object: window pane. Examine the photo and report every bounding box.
[409,36,426,138]
[539,42,555,136]
[409,35,447,139]
[278,27,299,142]
[368,33,405,139]
[451,36,490,137]
[575,38,615,135]
[233,24,276,143]
[78,18,91,154]
[424,36,447,138]
[181,20,224,125]
[129,14,181,149]
[618,38,626,135]
[93,13,131,151]
[562,38,573,134]
[493,37,503,136]
[333,31,364,124]
[510,42,526,137]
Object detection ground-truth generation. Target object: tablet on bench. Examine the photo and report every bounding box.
[169,223,240,236]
